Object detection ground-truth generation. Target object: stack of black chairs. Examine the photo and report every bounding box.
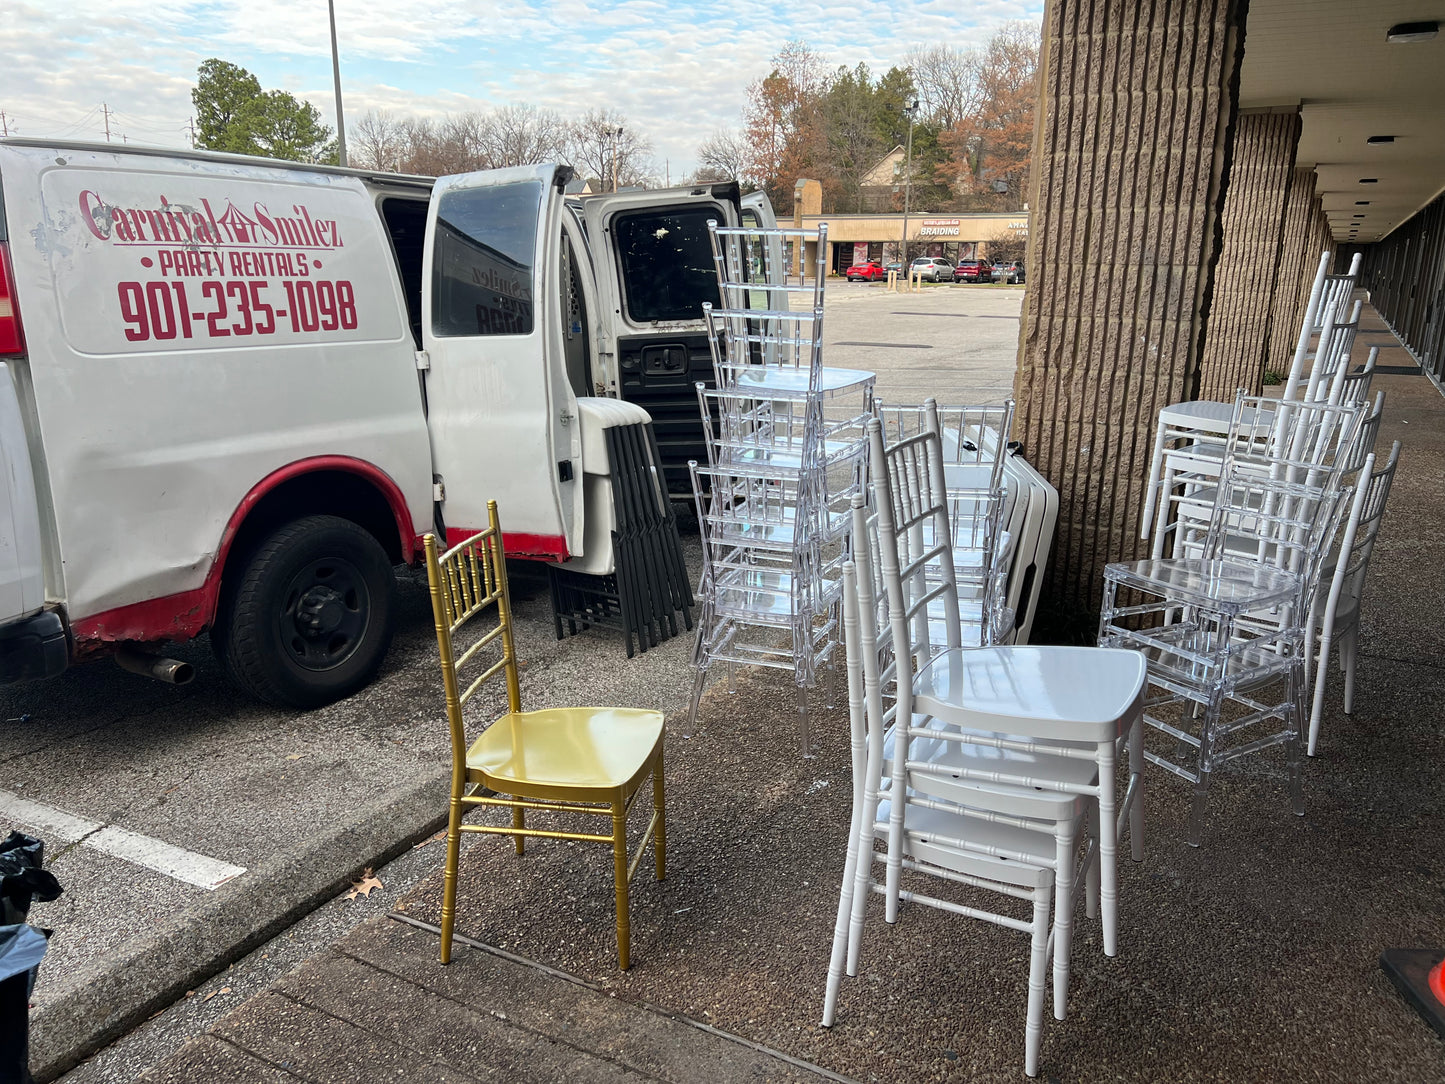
[548,420,693,657]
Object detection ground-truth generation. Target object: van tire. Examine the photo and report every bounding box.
[214,515,397,709]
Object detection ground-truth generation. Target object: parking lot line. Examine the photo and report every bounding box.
[0,789,246,890]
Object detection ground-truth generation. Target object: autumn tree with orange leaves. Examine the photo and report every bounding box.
[721,25,1039,214]
[934,24,1039,211]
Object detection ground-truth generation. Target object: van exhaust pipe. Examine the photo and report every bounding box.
[116,647,194,686]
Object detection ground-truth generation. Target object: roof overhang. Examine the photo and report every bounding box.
[1239,1,1445,243]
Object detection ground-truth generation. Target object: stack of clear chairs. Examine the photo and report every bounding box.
[1161,392,1371,564]
[1099,390,1363,845]
[687,221,875,754]
[1141,252,1364,556]
[875,399,1017,646]
[821,415,1148,1077]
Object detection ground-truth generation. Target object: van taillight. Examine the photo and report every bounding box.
[0,243,24,355]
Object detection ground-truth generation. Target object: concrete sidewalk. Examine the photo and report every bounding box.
[136,916,854,1083]
[134,302,1444,1083]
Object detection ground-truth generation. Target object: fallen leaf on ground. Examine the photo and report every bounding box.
[412,831,447,849]
[201,986,232,1003]
[344,868,383,900]
[285,753,305,761]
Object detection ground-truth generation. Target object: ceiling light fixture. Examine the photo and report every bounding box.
[1355,201,1371,206]
[1367,135,1396,144]
[1359,178,1379,184]
[1386,21,1439,43]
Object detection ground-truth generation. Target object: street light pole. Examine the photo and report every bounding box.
[611,126,624,192]
[900,98,918,270]
[327,0,347,166]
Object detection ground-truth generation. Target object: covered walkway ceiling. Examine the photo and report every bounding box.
[1240,1,1445,244]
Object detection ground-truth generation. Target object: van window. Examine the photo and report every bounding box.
[432,180,540,337]
[380,197,428,348]
[614,206,722,324]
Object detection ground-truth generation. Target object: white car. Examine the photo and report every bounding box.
[909,256,954,282]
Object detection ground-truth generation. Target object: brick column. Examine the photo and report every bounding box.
[1197,110,1301,401]
[1267,167,1321,374]
[1014,0,1248,634]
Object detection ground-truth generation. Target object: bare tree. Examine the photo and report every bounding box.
[567,109,654,190]
[906,44,984,130]
[478,105,571,168]
[693,128,750,183]
[350,109,407,171]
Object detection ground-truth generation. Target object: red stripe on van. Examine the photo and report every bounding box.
[442,527,569,562]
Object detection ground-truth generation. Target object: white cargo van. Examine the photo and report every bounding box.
[0,139,772,705]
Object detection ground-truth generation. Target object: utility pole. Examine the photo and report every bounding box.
[608,126,624,192]
[102,102,113,143]
[900,99,918,270]
[327,0,348,166]
[0,112,10,137]
[186,117,197,147]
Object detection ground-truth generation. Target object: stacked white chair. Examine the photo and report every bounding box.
[821,413,1148,1077]
[687,221,875,754]
[875,400,1018,646]
[1306,440,1401,755]
[1140,252,1364,556]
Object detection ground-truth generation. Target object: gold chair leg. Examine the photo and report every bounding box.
[612,798,631,970]
[512,803,526,856]
[439,792,465,965]
[653,749,667,882]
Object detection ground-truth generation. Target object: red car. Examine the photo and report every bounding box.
[845,261,886,282]
[954,259,995,283]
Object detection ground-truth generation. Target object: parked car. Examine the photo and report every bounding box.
[845,260,886,282]
[954,259,994,283]
[910,256,954,282]
[993,262,1026,284]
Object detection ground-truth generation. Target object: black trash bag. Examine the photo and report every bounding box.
[0,833,62,925]
[0,923,49,1084]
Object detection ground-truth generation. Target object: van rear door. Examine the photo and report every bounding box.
[579,184,743,496]
[422,164,582,559]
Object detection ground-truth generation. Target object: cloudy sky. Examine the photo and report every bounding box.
[6,0,1040,176]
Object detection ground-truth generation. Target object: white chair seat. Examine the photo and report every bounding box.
[874,793,1057,890]
[884,716,1096,823]
[912,646,1146,743]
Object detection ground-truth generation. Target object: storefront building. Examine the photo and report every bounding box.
[794,212,1030,274]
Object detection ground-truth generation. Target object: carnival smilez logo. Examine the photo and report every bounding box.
[78,190,345,250]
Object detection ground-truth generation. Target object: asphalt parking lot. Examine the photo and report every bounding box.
[0,281,1022,1081]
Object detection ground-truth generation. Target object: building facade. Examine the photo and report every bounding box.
[795,211,1030,274]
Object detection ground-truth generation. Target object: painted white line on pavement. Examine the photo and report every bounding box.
[0,789,246,890]
[0,789,99,842]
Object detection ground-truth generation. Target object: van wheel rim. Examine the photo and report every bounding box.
[279,558,369,671]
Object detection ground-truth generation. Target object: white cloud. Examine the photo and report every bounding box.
[3,0,1042,170]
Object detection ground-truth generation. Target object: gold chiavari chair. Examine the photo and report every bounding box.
[424,500,666,969]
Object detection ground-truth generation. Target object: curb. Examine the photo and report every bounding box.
[28,765,450,1082]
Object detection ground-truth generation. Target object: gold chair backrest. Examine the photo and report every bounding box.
[423,500,522,765]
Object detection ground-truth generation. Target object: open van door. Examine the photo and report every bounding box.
[579,183,744,496]
[422,164,583,559]
[740,191,777,229]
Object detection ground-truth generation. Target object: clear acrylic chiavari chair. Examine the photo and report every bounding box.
[1100,445,1355,844]
[686,225,875,755]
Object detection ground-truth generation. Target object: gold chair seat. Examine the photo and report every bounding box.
[467,708,665,796]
